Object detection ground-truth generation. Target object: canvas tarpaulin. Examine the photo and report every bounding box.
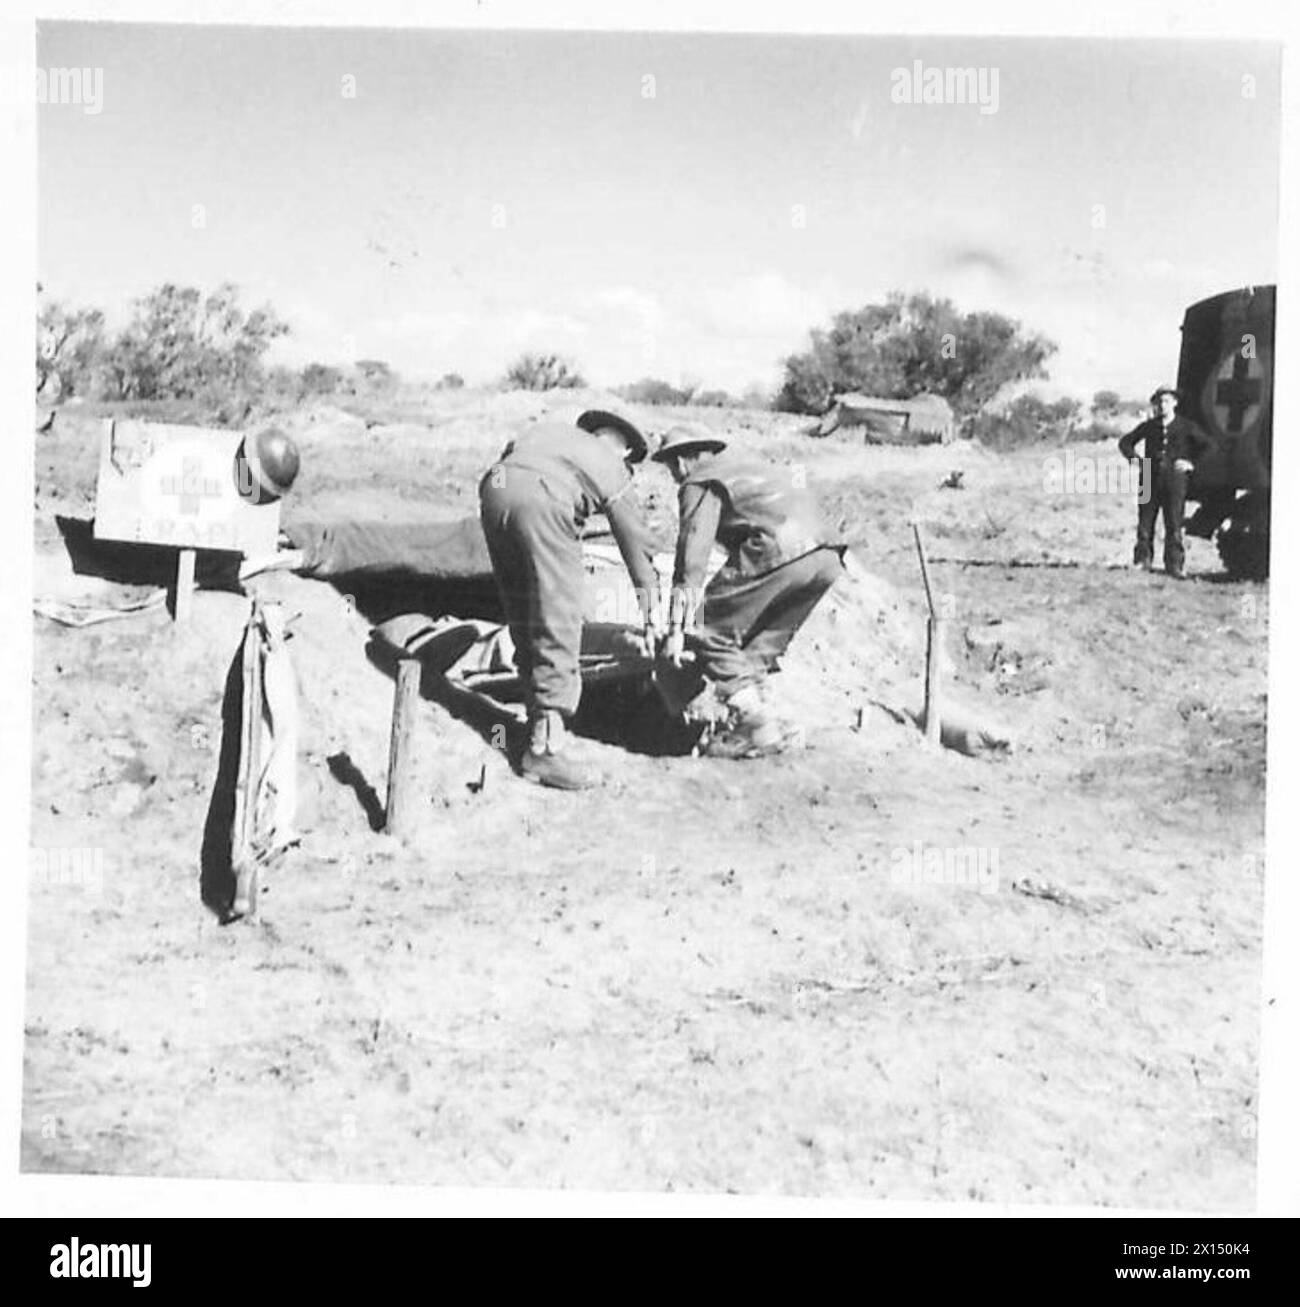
[283,509,495,582]
[282,509,690,628]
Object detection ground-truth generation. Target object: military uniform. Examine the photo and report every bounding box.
[670,452,844,698]
[1118,415,1213,573]
[479,420,659,718]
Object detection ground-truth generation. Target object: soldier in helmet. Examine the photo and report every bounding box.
[653,424,845,758]
[479,409,661,790]
[1118,386,1213,579]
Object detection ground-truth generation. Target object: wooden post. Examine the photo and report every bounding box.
[924,616,945,746]
[174,548,196,624]
[912,522,936,617]
[913,523,943,747]
[385,657,421,838]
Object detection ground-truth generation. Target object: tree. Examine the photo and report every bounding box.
[36,287,106,398]
[503,352,584,391]
[691,389,734,408]
[777,292,1057,417]
[102,282,288,403]
[355,359,397,391]
[435,372,465,390]
[618,377,694,406]
[261,364,304,405]
[1091,389,1122,419]
[970,391,1082,450]
[300,363,343,396]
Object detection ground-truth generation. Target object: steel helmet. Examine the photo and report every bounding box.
[652,423,728,463]
[575,409,650,464]
[237,427,301,504]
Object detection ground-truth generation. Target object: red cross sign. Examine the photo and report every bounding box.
[1204,349,1265,437]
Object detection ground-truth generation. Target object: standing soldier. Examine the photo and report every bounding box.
[654,424,845,758]
[479,410,661,790]
[1119,386,1213,579]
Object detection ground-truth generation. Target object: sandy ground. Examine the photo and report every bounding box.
[23,395,1266,1206]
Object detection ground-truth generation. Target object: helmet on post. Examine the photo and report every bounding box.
[236,427,301,504]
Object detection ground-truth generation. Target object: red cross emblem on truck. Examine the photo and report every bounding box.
[1208,350,1264,437]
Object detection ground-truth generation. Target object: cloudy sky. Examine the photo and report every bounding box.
[37,23,1281,398]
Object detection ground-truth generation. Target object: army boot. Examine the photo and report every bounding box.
[521,710,598,790]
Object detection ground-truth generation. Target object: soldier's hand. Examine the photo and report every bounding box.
[640,618,662,658]
[663,627,686,668]
[1173,459,1194,474]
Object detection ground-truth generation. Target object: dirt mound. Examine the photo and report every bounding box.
[216,546,939,846]
[766,560,920,725]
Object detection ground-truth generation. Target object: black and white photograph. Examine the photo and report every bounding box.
[8,1,1298,1225]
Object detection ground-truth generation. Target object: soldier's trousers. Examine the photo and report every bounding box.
[690,546,845,698]
[1135,462,1189,571]
[479,466,585,717]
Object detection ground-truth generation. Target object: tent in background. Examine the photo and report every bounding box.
[815,392,957,444]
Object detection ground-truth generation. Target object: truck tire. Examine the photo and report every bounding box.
[1215,523,1270,580]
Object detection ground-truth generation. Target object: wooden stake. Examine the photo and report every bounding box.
[174,548,196,623]
[924,616,945,746]
[912,522,937,618]
[385,657,421,838]
[913,523,943,746]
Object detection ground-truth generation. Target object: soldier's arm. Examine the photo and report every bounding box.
[604,490,661,622]
[673,484,721,592]
[1118,423,1144,462]
[668,483,722,632]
